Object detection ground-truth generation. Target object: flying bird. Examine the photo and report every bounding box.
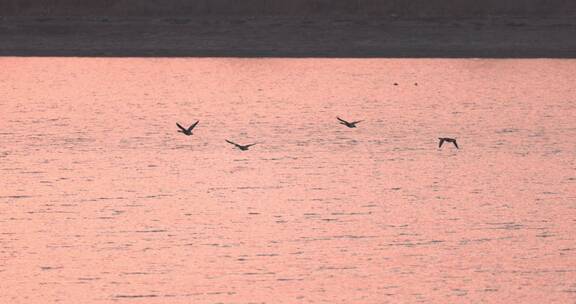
[438,137,459,149]
[337,117,363,128]
[226,140,258,151]
[176,121,199,136]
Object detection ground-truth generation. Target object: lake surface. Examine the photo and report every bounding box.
[1,58,575,303]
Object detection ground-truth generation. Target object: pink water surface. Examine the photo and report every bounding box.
[1,58,575,303]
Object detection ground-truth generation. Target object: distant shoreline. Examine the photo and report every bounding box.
[3,0,576,18]
[2,16,576,58]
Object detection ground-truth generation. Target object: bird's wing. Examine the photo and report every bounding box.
[351,120,363,124]
[453,140,459,149]
[226,140,239,147]
[337,117,349,124]
[246,143,258,147]
[176,123,187,132]
[188,120,199,131]
[439,139,444,148]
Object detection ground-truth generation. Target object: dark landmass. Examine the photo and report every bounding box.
[2,0,576,18]
[1,16,575,58]
[1,0,575,58]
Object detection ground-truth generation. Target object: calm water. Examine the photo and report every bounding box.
[1,58,575,303]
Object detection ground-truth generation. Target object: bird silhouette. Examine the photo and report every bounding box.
[226,140,258,151]
[438,137,459,149]
[337,117,363,128]
[176,121,199,136]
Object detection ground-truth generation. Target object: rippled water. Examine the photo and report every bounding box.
[1,58,575,303]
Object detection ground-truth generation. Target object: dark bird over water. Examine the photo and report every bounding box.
[176,121,199,136]
[226,140,257,151]
[337,117,363,128]
[438,137,459,149]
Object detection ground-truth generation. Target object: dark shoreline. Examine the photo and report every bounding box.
[2,16,576,58]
